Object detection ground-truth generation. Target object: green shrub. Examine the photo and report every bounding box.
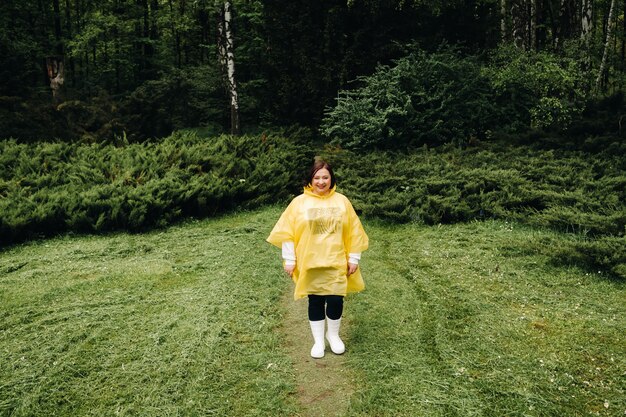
[321,48,499,150]
[0,132,312,245]
[550,236,626,280]
[0,96,72,141]
[484,45,586,131]
[322,46,588,150]
[320,138,625,279]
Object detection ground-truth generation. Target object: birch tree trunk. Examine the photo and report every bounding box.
[595,0,617,93]
[580,0,594,79]
[218,1,240,136]
[581,0,593,40]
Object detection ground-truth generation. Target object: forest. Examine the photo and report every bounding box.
[2,0,626,141]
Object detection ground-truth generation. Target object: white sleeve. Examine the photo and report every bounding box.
[282,241,296,266]
[348,252,361,265]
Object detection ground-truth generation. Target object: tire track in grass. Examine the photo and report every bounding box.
[279,283,355,417]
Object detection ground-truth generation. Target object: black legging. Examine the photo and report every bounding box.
[308,295,344,321]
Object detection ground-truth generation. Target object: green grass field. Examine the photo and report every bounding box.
[1,206,624,416]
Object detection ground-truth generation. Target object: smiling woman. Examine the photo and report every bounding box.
[267,159,369,359]
[310,163,334,196]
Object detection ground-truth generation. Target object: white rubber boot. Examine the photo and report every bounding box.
[326,318,345,354]
[309,320,326,358]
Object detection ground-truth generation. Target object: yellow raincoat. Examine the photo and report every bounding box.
[267,185,369,300]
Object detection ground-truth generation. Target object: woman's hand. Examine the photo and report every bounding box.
[347,262,358,276]
[284,264,295,277]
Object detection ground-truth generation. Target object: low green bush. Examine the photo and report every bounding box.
[321,139,625,279]
[484,45,585,131]
[321,46,589,151]
[2,131,623,278]
[0,132,312,245]
[321,48,498,150]
[550,236,626,279]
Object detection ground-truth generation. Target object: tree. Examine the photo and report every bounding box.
[595,0,617,93]
[581,1,593,41]
[217,1,240,135]
[46,56,65,102]
[510,0,527,48]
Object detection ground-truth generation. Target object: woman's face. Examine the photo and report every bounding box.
[312,168,331,195]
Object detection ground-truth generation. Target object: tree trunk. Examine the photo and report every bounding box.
[75,0,84,85]
[219,1,240,135]
[535,0,546,48]
[113,21,121,92]
[180,0,187,65]
[199,7,210,63]
[135,0,146,75]
[553,0,565,49]
[168,0,182,67]
[501,0,507,42]
[595,0,617,93]
[560,0,568,41]
[546,0,557,48]
[580,0,594,78]
[50,0,65,101]
[217,8,227,69]
[142,0,152,64]
[151,0,159,51]
[511,0,527,49]
[581,0,593,40]
[46,56,65,103]
[64,0,75,86]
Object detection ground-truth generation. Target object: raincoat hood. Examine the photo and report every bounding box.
[303,184,337,199]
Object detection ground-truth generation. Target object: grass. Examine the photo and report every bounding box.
[347,219,625,417]
[0,207,297,416]
[1,206,624,416]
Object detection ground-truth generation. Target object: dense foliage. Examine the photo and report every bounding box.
[321,46,589,150]
[2,130,624,279]
[2,0,625,141]
[0,132,312,244]
[3,0,483,140]
[484,46,586,130]
[321,49,498,149]
[320,136,626,279]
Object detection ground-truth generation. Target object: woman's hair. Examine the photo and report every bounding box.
[307,159,336,188]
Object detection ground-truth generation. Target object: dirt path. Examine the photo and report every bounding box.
[280,284,356,417]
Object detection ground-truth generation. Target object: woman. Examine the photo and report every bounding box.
[267,159,369,358]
